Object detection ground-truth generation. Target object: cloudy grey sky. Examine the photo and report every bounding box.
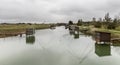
[0,0,120,23]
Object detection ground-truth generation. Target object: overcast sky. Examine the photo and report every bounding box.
[0,0,120,23]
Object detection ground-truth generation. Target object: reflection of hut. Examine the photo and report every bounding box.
[26,28,35,35]
[69,30,75,35]
[95,31,111,43]
[74,34,79,39]
[95,44,111,57]
[26,36,35,44]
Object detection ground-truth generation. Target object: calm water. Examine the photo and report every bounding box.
[0,26,120,65]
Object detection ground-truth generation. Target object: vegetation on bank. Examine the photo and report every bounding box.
[68,13,120,38]
[0,24,51,38]
[0,12,120,38]
[0,24,51,30]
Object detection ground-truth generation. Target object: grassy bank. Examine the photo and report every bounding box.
[0,24,51,30]
[0,24,51,38]
[79,25,120,38]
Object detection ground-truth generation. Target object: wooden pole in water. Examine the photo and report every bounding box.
[20,34,22,37]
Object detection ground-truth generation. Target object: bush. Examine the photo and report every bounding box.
[94,22,102,28]
[107,22,116,29]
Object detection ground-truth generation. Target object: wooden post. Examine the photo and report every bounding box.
[20,34,22,37]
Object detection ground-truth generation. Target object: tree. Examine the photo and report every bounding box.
[92,17,96,22]
[68,20,73,25]
[104,13,111,22]
[92,17,96,25]
[77,19,82,26]
[104,13,113,29]
[106,17,119,29]
[98,18,102,22]
[114,14,120,26]
[107,22,116,29]
[113,18,118,24]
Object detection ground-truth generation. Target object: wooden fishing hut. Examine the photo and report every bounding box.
[95,31,111,44]
[26,28,35,35]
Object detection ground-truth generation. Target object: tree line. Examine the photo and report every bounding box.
[68,13,120,29]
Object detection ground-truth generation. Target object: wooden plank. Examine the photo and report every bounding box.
[111,38,120,40]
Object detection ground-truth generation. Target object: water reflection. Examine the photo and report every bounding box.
[1,26,120,65]
[95,43,111,57]
[69,30,80,39]
[3,49,64,65]
[112,43,120,46]
[69,30,75,35]
[26,35,35,44]
[74,34,79,39]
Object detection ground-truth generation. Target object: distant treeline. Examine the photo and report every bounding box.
[68,13,120,30]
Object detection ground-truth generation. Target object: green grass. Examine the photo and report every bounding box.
[0,24,51,34]
[96,28,120,34]
[79,25,120,38]
[0,24,50,30]
[116,26,120,31]
[0,24,51,38]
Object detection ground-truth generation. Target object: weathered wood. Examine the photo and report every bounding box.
[68,25,79,33]
[69,25,79,30]
[95,31,111,43]
[111,38,120,41]
[26,28,35,35]
[111,38,120,46]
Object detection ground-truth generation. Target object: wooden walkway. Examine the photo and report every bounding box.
[111,38,120,41]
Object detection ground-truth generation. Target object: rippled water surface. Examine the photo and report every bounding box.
[0,26,120,65]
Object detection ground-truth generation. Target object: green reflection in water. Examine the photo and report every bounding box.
[112,43,120,46]
[69,30,75,35]
[95,43,111,57]
[69,30,80,39]
[74,34,79,39]
[26,35,35,44]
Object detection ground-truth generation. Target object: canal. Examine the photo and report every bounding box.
[0,26,120,65]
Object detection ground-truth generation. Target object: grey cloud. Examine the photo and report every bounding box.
[0,0,120,23]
